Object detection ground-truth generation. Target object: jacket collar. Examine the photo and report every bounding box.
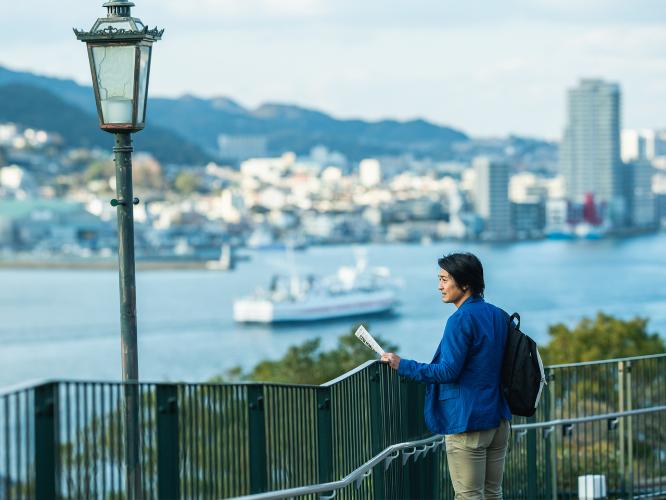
[459,295,483,309]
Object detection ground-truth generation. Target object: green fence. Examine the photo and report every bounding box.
[0,354,665,499]
[501,354,666,499]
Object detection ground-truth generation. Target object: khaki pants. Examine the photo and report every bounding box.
[444,419,510,499]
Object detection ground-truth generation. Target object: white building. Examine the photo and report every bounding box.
[545,199,570,235]
[621,129,646,163]
[437,177,466,239]
[0,124,18,145]
[359,159,382,188]
[0,165,38,197]
[240,153,295,184]
[221,189,245,222]
[321,166,343,184]
[622,129,666,164]
[509,173,548,203]
[258,186,288,210]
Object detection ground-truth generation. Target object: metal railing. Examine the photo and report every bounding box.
[232,405,666,500]
[232,434,447,500]
[502,354,666,499]
[0,353,664,499]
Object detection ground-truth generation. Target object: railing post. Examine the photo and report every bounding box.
[35,383,59,500]
[156,384,180,499]
[618,361,626,495]
[432,438,441,500]
[626,361,634,499]
[369,363,385,499]
[527,414,537,499]
[398,375,414,497]
[316,386,333,485]
[544,369,557,500]
[247,385,268,494]
[412,384,427,498]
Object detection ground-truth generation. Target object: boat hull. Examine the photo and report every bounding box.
[234,290,397,323]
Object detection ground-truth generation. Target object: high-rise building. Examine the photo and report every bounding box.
[560,79,624,225]
[624,160,656,229]
[473,157,512,240]
[653,130,666,158]
[622,129,666,162]
[511,201,546,238]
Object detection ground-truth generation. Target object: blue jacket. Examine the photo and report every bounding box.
[398,296,512,435]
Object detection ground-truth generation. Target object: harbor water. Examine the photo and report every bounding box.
[1,233,666,388]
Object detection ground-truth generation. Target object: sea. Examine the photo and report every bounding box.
[2,233,666,389]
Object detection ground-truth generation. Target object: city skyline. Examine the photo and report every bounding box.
[2,0,665,139]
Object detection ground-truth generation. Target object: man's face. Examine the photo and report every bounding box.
[438,269,465,304]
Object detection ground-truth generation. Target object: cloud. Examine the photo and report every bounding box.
[569,26,666,57]
[145,0,326,22]
[1,0,665,137]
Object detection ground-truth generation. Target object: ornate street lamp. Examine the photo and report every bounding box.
[75,1,162,132]
[74,2,162,498]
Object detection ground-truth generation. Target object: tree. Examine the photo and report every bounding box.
[210,324,398,385]
[173,171,200,195]
[540,312,665,365]
[538,313,665,495]
[83,159,114,183]
[132,154,165,190]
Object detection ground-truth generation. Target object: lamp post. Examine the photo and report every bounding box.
[74,2,162,498]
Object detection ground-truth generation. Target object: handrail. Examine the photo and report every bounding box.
[0,362,379,397]
[233,405,666,500]
[2,352,664,394]
[546,351,666,369]
[322,359,377,386]
[511,404,666,431]
[0,378,59,398]
[230,434,445,500]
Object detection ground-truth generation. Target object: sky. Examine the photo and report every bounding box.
[2,0,665,139]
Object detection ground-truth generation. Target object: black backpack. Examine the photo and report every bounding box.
[501,312,546,417]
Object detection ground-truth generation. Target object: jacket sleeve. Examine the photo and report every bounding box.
[397,312,472,383]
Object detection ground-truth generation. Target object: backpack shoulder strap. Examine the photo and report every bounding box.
[509,312,520,329]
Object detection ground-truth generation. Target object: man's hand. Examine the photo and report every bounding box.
[380,352,401,370]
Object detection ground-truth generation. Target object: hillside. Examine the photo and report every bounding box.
[0,65,470,162]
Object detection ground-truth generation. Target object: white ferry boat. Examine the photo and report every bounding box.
[233,255,400,323]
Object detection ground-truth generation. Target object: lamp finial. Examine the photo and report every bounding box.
[102,0,135,18]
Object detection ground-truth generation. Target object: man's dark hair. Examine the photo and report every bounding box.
[437,252,485,298]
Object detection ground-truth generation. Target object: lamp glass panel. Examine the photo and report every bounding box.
[136,46,151,125]
[95,20,133,31]
[92,45,136,124]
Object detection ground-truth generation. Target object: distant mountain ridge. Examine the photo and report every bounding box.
[0,83,212,165]
[0,66,93,112]
[0,65,470,163]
